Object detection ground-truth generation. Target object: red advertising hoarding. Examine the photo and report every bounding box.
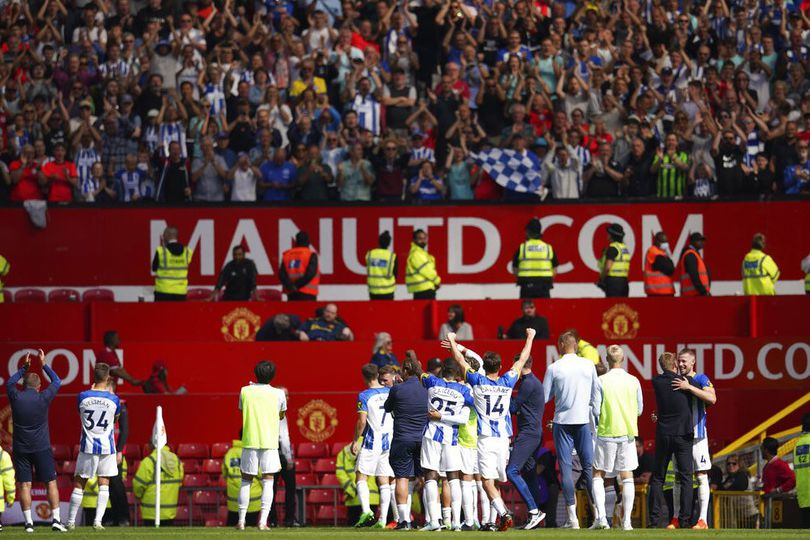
[0,339,806,445]
[1,201,807,288]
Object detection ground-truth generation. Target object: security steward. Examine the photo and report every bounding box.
[598,223,631,298]
[795,413,810,528]
[366,231,397,300]
[0,444,15,524]
[742,233,780,296]
[152,226,193,302]
[513,218,558,299]
[567,328,600,365]
[405,229,441,300]
[279,231,320,301]
[678,233,710,297]
[133,440,184,526]
[643,232,676,297]
[210,245,258,301]
[223,434,262,526]
[0,253,9,303]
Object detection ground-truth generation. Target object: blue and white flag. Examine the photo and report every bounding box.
[470,148,544,194]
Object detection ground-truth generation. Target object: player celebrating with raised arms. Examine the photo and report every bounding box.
[351,364,395,528]
[66,363,120,530]
[419,358,474,531]
[446,328,536,531]
[672,348,717,529]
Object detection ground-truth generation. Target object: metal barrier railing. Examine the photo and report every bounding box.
[712,490,763,529]
[574,484,649,528]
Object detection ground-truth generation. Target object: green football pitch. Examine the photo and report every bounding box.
[0,528,807,539]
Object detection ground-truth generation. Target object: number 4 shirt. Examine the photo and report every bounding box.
[465,369,519,438]
[421,374,474,445]
[78,389,121,455]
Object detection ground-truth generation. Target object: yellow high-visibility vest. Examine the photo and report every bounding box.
[0,255,9,304]
[405,243,440,294]
[516,240,554,278]
[600,242,630,278]
[133,449,184,521]
[154,246,193,295]
[222,441,262,513]
[366,248,396,295]
[741,249,780,296]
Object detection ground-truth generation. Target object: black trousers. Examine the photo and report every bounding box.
[800,507,810,529]
[370,293,394,300]
[154,292,186,301]
[142,519,174,526]
[227,510,259,526]
[649,433,694,528]
[287,292,316,301]
[604,277,629,297]
[108,470,129,525]
[270,455,296,525]
[412,290,436,300]
[519,282,551,299]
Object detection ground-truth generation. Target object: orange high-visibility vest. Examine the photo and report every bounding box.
[281,247,319,296]
[643,245,675,296]
[678,248,710,296]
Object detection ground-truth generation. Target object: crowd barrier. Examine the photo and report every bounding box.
[713,491,763,529]
[2,296,809,343]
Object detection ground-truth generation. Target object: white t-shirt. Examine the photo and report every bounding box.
[232,167,258,201]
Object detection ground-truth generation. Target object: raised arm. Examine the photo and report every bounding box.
[510,328,536,374]
[6,351,31,398]
[446,332,469,373]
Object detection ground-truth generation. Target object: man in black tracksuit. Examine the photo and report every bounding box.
[648,352,694,528]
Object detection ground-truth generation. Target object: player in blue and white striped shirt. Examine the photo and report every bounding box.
[419,360,473,531]
[66,363,120,530]
[672,348,717,529]
[352,364,394,528]
[447,328,536,531]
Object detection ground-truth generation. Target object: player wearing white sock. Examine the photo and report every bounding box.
[237,361,286,530]
[67,364,121,530]
[672,348,717,529]
[591,345,643,530]
[351,364,396,527]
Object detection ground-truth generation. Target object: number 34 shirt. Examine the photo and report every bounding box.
[421,374,474,445]
[78,389,121,455]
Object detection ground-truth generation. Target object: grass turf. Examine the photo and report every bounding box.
[0,527,806,539]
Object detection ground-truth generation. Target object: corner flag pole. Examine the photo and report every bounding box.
[152,406,167,528]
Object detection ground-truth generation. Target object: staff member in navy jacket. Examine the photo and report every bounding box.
[6,349,67,532]
[384,351,428,530]
[507,351,546,529]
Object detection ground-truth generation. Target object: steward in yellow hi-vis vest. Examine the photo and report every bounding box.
[152,226,193,301]
[794,414,810,514]
[133,447,184,524]
[0,254,9,303]
[742,234,780,296]
[0,448,16,516]
[405,229,440,300]
[598,223,631,298]
[366,231,397,300]
[512,218,558,299]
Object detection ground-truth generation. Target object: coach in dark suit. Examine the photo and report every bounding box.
[384,352,427,530]
[648,351,694,528]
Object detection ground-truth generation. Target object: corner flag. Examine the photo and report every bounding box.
[152,406,167,527]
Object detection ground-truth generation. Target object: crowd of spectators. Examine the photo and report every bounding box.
[3,0,810,205]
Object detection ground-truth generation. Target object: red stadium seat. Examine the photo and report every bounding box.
[183,474,208,487]
[644,440,655,453]
[295,473,317,486]
[314,504,347,525]
[72,444,81,459]
[175,505,192,525]
[56,476,73,499]
[192,490,221,506]
[47,288,81,303]
[202,459,222,475]
[187,288,213,301]
[293,459,311,472]
[319,474,341,487]
[254,288,282,301]
[313,458,336,473]
[0,291,11,303]
[217,506,228,521]
[182,460,201,473]
[209,476,226,488]
[307,489,339,504]
[14,288,46,303]
[123,443,141,460]
[297,442,328,458]
[131,460,141,473]
[177,443,210,459]
[204,520,224,528]
[330,442,348,456]
[61,461,76,475]
[52,445,71,461]
[82,288,115,302]
[211,442,231,458]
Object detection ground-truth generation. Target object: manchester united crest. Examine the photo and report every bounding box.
[601,303,640,339]
[221,308,261,342]
[0,405,12,449]
[297,399,338,442]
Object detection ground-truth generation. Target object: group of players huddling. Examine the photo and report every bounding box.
[63,328,713,531]
[349,329,715,531]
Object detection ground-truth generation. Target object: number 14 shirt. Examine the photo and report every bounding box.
[465,369,519,438]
